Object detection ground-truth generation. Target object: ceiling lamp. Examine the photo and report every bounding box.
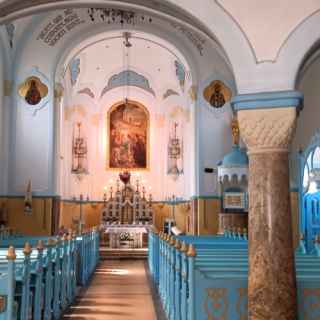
[123,32,132,106]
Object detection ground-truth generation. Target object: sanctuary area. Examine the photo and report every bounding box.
[0,1,320,319]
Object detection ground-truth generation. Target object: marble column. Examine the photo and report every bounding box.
[236,103,300,320]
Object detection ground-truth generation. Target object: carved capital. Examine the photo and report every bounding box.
[238,107,297,154]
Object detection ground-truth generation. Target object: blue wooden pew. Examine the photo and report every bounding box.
[0,227,99,320]
[149,230,320,320]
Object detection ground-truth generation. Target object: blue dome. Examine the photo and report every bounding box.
[221,146,248,167]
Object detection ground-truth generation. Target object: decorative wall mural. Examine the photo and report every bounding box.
[108,101,149,170]
[72,122,88,174]
[175,60,186,91]
[101,70,155,98]
[18,76,48,106]
[171,22,206,56]
[5,23,14,48]
[36,9,85,47]
[64,105,87,121]
[167,122,183,180]
[69,58,80,86]
[163,89,179,100]
[204,80,232,109]
[78,87,95,99]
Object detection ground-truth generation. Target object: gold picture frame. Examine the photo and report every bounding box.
[106,100,150,171]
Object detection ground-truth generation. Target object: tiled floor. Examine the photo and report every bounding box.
[62,260,158,320]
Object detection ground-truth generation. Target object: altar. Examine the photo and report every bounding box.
[105,225,149,249]
[101,171,154,250]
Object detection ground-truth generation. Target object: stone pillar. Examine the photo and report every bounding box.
[232,92,303,320]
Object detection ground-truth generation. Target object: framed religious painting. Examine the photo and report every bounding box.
[107,100,150,170]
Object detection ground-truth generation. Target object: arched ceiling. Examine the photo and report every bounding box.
[59,31,192,101]
[2,0,320,92]
[7,7,234,91]
[216,0,320,63]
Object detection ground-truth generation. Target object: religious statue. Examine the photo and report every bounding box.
[24,180,32,214]
[231,116,240,146]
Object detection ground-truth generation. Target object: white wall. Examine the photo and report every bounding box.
[58,36,195,201]
[4,8,236,199]
[0,27,11,195]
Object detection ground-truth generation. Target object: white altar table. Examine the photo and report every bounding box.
[105,225,148,249]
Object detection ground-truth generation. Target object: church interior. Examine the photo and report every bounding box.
[0,1,320,319]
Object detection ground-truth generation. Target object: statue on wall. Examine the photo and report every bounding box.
[203,80,232,109]
[231,116,240,145]
[24,180,32,214]
[18,76,48,106]
[72,122,88,174]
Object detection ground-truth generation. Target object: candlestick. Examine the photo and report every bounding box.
[110,186,113,199]
[142,186,146,199]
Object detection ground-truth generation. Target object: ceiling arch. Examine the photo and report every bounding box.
[0,0,259,93]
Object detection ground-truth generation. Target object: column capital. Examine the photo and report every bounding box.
[238,107,297,154]
[231,90,303,112]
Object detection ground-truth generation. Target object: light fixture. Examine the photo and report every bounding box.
[122,32,132,107]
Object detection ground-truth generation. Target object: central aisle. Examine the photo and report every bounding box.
[62,260,158,320]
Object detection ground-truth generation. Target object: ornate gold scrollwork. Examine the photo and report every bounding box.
[204,288,228,320]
